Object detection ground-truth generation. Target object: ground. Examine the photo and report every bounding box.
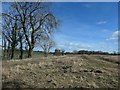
[2,54,119,89]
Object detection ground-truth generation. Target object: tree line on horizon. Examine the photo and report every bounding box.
[52,49,119,55]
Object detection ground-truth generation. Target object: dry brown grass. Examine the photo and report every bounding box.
[2,54,119,88]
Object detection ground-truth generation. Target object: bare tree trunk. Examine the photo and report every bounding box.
[44,51,48,57]
[10,35,16,59]
[19,37,23,59]
[28,47,33,58]
[3,36,6,60]
[11,42,15,59]
[7,42,11,60]
[10,48,14,59]
[4,41,6,59]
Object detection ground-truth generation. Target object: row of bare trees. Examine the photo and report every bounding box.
[2,2,58,60]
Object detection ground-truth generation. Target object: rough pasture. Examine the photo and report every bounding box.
[2,55,119,88]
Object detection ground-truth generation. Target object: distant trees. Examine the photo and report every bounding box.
[54,49,65,56]
[73,50,78,54]
[63,50,110,55]
[61,49,65,55]
[54,49,61,56]
[2,2,58,60]
[78,50,109,55]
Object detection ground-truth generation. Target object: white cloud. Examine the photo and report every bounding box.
[96,21,107,25]
[107,31,120,41]
[111,31,120,40]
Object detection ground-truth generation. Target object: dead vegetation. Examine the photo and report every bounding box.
[2,55,119,88]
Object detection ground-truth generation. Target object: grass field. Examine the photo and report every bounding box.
[2,54,119,88]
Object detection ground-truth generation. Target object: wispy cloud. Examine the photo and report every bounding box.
[101,29,109,32]
[96,21,107,25]
[56,42,92,52]
[83,4,92,8]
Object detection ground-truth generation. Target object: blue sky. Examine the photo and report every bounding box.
[2,2,119,53]
[49,2,118,53]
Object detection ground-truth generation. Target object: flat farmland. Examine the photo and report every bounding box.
[2,55,119,88]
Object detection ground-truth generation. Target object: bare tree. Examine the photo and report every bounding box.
[2,14,25,60]
[36,35,55,57]
[11,2,58,58]
[2,15,20,59]
[2,2,58,58]
[18,29,24,59]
